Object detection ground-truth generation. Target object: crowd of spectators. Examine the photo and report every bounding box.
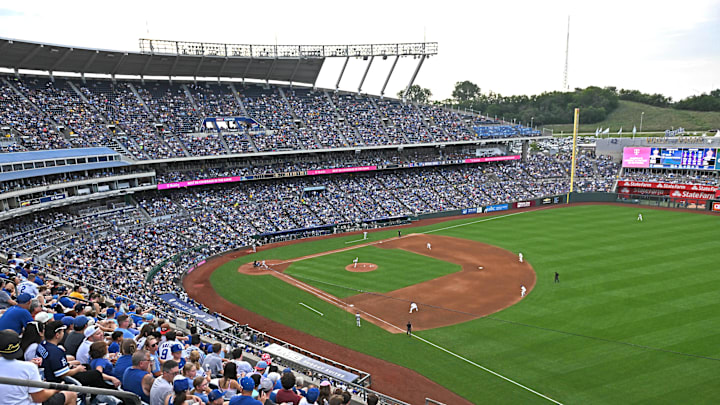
[2,75,539,158]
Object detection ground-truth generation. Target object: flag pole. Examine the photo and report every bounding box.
[567,108,580,204]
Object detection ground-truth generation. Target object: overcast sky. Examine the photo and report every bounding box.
[1,0,718,102]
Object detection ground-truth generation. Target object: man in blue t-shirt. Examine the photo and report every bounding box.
[37,321,86,383]
[0,293,34,334]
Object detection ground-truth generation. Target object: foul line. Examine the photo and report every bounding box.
[345,237,369,244]
[422,210,532,234]
[299,302,324,316]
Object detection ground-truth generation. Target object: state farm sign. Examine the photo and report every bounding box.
[617,181,717,192]
[669,190,716,200]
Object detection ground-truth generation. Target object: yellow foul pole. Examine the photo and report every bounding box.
[567,108,580,203]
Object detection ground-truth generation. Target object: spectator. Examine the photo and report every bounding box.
[150,359,179,405]
[229,376,262,405]
[0,329,77,405]
[75,325,104,365]
[122,350,154,404]
[63,315,89,357]
[202,343,224,378]
[112,339,137,380]
[275,372,301,405]
[217,362,242,400]
[0,293,34,334]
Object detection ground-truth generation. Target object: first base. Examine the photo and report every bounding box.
[478,266,484,270]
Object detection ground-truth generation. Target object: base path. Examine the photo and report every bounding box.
[184,211,545,404]
[346,234,536,332]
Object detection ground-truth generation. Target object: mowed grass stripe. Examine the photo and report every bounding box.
[211,205,720,404]
[283,246,461,298]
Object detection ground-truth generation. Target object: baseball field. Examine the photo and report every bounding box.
[186,204,720,404]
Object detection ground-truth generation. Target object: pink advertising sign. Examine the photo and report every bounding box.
[622,147,651,168]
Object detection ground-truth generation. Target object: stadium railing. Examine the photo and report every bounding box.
[0,376,141,405]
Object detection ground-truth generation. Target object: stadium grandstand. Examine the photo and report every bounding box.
[1,36,719,405]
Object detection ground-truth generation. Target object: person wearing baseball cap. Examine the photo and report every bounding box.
[0,292,34,334]
[0,329,78,405]
[208,389,226,404]
[171,343,186,369]
[229,376,263,405]
[168,375,201,405]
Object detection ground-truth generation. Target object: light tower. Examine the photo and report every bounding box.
[563,16,570,91]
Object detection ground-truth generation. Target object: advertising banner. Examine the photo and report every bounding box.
[617,181,718,193]
[484,204,509,213]
[159,293,232,331]
[461,207,479,215]
[464,155,521,164]
[263,343,359,383]
[514,201,535,209]
[158,176,246,190]
[712,202,720,212]
[307,166,377,175]
[622,147,652,168]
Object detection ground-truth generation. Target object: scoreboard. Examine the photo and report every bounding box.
[626,147,718,170]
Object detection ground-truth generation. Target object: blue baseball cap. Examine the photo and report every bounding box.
[306,387,320,403]
[208,389,224,402]
[240,376,255,391]
[173,377,190,392]
[73,316,89,328]
[106,308,115,316]
[59,297,75,309]
[61,316,75,326]
[171,344,183,353]
[17,293,32,304]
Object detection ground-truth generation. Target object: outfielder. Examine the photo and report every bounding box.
[518,252,523,263]
[409,302,418,313]
[353,257,359,268]
[637,213,643,222]
[363,231,368,240]
[356,312,361,327]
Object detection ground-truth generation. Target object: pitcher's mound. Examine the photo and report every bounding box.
[345,263,378,272]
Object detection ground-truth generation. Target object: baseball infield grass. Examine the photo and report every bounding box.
[283,246,462,298]
[210,205,720,404]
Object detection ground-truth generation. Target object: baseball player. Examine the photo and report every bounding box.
[406,321,412,336]
[355,312,361,327]
[426,242,432,250]
[637,213,643,222]
[409,302,418,313]
[518,252,523,263]
[521,285,527,297]
[353,257,359,268]
[363,231,368,240]
[554,272,560,283]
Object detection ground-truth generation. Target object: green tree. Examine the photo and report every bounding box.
[452,81,481,104]
[399,85,432,104]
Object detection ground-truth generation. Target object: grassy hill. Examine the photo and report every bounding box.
[543,100,720,135]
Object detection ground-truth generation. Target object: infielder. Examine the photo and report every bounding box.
[409,302,418,313]
[637,213,643,222]
[353,257,359,268]
[356,312,361,327]
[521,285,527,297]
[518,252,523,263]
[426,242,432,250]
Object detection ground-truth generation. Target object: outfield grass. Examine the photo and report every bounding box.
[283,246,461,298]
[543,100,720,134]
[210,205,720,404]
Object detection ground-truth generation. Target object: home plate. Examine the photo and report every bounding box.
[478,266,484,270]
[349,304,354,307]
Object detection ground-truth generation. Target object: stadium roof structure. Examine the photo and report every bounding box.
[0,37,438,91]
